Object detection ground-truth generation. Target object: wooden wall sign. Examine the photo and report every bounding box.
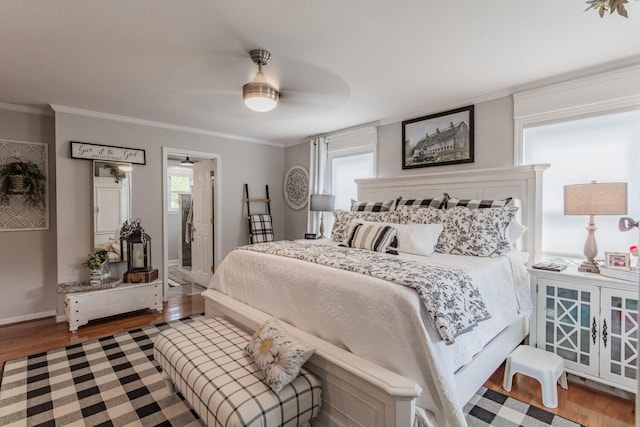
[70,141,146,165]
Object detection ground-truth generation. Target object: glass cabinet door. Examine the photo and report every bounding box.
[599,288,638,390]
[537,278,600,376]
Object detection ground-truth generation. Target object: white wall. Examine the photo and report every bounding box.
[283,96,515,238]
[0,109,57,323]
[283,142,310,240]
[52,111,284,316]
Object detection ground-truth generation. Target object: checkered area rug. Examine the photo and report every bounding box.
[464,387,584,427]
[0,314,583,427]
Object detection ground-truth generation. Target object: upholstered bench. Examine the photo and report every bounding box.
[154,317,322,427]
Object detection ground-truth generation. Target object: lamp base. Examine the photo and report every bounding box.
[578,260,600,274]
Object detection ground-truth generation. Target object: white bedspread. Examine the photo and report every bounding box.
[205,241,531,427]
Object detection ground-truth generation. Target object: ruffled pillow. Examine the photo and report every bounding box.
[435,206,518,256]
[245,317,315,393]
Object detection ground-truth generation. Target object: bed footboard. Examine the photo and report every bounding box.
[203,289,421,427]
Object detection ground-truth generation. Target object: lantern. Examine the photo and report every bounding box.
[124,232,152,272]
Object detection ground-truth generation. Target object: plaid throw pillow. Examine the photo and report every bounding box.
[446,197,513,209]
[249,214,274,243]
[396,197,446,209]
[350,198,399,212]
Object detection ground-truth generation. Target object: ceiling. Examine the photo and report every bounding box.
[1,1,639,146]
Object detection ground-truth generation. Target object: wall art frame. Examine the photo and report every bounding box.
[283,165,309,210]
[70,141,146,165]
[402,105,474,169]
[0,138,49,231]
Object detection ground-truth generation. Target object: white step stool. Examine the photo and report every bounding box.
[503,345,568,408]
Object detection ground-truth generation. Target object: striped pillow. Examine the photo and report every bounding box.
[346,222,397,253]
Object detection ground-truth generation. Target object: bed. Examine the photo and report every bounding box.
[203,165,549,427]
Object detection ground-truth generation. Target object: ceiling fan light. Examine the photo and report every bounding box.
[243,81,279,112]
[242,49,279,112]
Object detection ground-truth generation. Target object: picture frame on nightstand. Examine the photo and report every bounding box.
[604,251,630,270]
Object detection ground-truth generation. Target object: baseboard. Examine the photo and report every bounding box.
[168,259,179,266]
[56,314,67,323]
[0,310,56,326]
[567,373,635,401]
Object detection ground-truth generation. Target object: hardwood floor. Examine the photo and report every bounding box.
[0,294,204,374]
[0,293,634,426]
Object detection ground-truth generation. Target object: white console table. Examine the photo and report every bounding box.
[59,279,163,332]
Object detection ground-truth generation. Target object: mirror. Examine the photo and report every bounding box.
[92,160,132,261]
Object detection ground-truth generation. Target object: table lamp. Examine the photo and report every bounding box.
[310,194,335,239]
[564,181,627,273]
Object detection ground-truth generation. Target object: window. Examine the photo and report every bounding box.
[168,173,192,212]
[522,109,640,261]
[330,151,375,211]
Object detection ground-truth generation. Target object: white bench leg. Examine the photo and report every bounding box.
[160,371,176,393]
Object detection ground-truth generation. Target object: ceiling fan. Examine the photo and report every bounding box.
[242,49,279,112]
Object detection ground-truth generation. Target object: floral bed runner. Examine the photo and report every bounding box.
[239,241,490,344]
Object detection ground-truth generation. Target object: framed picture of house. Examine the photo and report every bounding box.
[402,105,474,169]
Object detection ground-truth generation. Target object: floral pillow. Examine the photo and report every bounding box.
[331,210,397,243]
[395,205,442,225]
[245,317,315,393]
[435,206,518,256]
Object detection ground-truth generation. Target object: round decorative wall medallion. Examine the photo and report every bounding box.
[283,166,309,210]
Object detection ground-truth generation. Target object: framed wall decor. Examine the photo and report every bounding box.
[605,251,630,270]
[283,165,309,210]
[71,141,146,165]
[402,105,474,169]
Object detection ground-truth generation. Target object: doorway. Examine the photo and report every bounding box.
[162,147,221,301]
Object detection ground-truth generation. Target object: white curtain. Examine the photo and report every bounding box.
[307,137,328,233]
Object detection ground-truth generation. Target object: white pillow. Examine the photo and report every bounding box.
[506,219,528,244]
[353,220,443,256]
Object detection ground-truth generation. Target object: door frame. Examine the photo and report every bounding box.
[162,147,222,301]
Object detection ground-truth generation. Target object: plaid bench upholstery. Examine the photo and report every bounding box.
[154,317,322,427]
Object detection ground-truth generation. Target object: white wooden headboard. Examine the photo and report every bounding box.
[356,165,550,263]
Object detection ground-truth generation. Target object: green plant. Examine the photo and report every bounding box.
[0,161,46,208]
[585,0,632,17]
[105,163,125,183]
[82,251,109,270]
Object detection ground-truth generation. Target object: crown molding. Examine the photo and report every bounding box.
[50,105,284,148]
[377,88,511,127]
[0,102,54,116]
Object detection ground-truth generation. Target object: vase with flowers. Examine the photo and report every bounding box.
[630,245,638,270]
[82,250,110,285]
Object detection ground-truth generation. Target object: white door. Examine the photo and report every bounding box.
[191,159,214,286]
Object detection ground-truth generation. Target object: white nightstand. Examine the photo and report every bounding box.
[529,266,638,392]
[60,279,163,332]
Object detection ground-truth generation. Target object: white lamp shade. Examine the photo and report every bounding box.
[310,194,335,212]
[564,181,627,215]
